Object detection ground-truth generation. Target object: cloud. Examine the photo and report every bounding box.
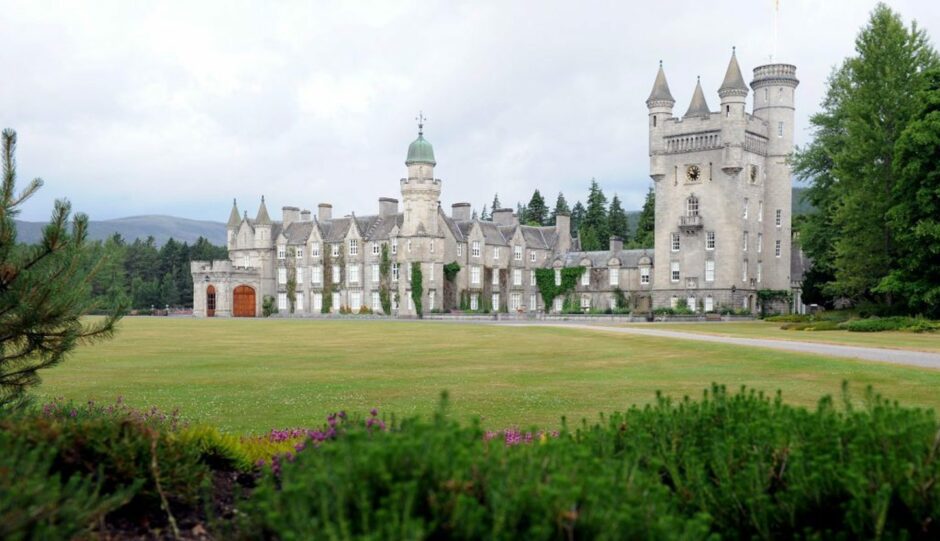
[4,0,938,222]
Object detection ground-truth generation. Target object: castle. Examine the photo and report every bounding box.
[191,51,803,318]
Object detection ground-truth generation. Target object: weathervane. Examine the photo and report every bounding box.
[416,111,426,135]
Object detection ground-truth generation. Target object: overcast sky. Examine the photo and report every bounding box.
[5,0,939,223]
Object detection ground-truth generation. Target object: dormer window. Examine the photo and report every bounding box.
[312,242,320,257]
[277,246,286,260]
[372,242,380,255]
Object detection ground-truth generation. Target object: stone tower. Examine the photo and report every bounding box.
[647,50,797,312]
[400,118,441,237]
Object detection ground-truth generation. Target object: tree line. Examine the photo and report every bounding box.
[793,3,940,316]
[85,235,228,310]
[476,180,655,251]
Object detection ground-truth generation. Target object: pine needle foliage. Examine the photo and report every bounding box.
[0,129,124,408]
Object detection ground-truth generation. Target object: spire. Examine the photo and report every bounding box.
[718,47,749,98]
[227,198,241,228]
[646,60,675,107]
[255,195,272,225]
[684,77,711,118]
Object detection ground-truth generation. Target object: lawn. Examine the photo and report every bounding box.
[626,321,940,352]
[36,318,940,433]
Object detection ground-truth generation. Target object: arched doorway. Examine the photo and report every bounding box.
[206,285,216,317]
[233,285,256,317]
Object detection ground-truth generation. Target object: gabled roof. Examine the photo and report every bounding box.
[478,221,509,246]
[557,248,654,268]
[684,77,711,118]
[718,49,749,97]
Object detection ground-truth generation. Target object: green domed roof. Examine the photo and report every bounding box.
[405,130,436,166]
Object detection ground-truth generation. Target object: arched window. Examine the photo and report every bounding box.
[686,196,699,217]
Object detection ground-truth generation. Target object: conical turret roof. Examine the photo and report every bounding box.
[718,48,749,97]
[646,62,675,106]
[255,196,272,226]
[227,199,241,228]
[684,77,711,118]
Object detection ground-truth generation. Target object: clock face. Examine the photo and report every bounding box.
[686,165,701,182]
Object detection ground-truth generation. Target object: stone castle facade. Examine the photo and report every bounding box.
[191,51,803,318]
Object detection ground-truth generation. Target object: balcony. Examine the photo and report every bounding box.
[679,214,703,232]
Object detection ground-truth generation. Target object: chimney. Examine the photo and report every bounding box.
[451,202,471,221]
[379,197,398,217]
[609,235,623,252]
[318,203,332,222]
[282,206,301,229]
[492,208,514,226]
[555,213,571,253]
[300,209,311,222]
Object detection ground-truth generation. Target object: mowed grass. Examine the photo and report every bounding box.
[627,321,940,352]
[36,318,940,433]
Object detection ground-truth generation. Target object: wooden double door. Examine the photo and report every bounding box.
[232,285,256,317]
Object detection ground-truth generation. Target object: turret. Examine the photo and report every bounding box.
[750,63,798,157]
[400,115,441,236]
[254,196,273,247]
[719,48,749,175]
[227,198,240,248]
[683,77,711,118]
[646,61,675,182]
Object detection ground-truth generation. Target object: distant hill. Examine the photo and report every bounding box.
[792,186,813,215]
[15,215,226,246]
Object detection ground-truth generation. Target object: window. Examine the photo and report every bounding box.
[514,245,522,260]
[428,263,434,282]
[554,268,561,286]
[278,293,287,311]
[757,233,763,253]
[742,260,748,281]
[492,269,500,286]
[704,296,714,312]
[513,269,522,286]
[511,292,521,311]
[392,263,400,282]
[472,241,481,257]
[492,293,500,310]
[295,248,304,259]
[277,246,286,259]
[428,291,435,310]
[743,231,749,251]
[775,209,782,227]
[581,296,590,309]
[429,240,435,254]
[671,233,680,252]
[530,269,536,285]
[407,291,414,311]
[640,267,650,284]
[312,242,320,257]
[670,296,678,309]
[312,265,322,284]
[470,294,479,311]
[757,261,762,283]
[332,264,340,283]
[775,240,782,257]
[457,244,462,257]
[554,297,563,313]
[371,264,380,283]
[391,239,398,255]
[687,296,697,312]
[471,266,481,285]
[705,260,715,282]
[407,240,412,253]
[743,198,749,219]
[372,242,380,255]
[777,121,784,137]
[706,231,715,250]
[242,255,249,267]
[296,267,304,284]
[348,264,359,284]
[372,292,380,311]
[530,250,536,262]
[407,263,412,281]
[331,244,339,257]
[671,262,680,282]
[609,268,619,286]
[530,294,537,311]
[725,105,730,117]
[758,201,763,222]
[493,247,500,260]
[295,293,303,312]
[278,268,287,285]
[350,291,361,310]
[313,293,322,312]
[686,196,699,217]
[581,269,590,286]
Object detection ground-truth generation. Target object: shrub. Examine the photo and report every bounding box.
[765,314,813,322]
[262,296,277,317]
[781,320,842,331]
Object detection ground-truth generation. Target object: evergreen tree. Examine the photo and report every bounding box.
[471,209,478,220]
[516,202,526,223]
[525,189,549,226]
[630,186,655,248]
[480,204,489,221]
[0,129,123,407]
[580,178,609,250]
[878,68,940,315]
[607,194,630,243]
[491,193,501,211]
[551,192,570,226]
[571,201,586,236]
[159,271,180,307]
[792,3,938,305]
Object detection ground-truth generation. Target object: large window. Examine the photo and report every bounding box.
[492,293,500,310]
[312,266,322,284]
[514,245,522,260]
[278,268,287,285]
[510,292,522,311]
[492,269,499,286]
[530,269,536,285]
[331,292,340,311]
[472,241,481,257]
[706,231,715,250]
[332,265,340,283]
[371,264,380,283]
[372,292,380,311]
[313,293,322,312]
[609,268,619,286]
[705,260,715,282]
[348,264,359,284]
[704,296,714,312]
[671,233,680,252]
[686,196,699,217]
[278,293,287,311]
[470,294,479,311]
[471,266,481,285]
[350,291,361,310]
[513,268,522,286]
[529,294,537,311]
[296,267,304,284]
[581,269,590,286]
[670,262,680,282]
